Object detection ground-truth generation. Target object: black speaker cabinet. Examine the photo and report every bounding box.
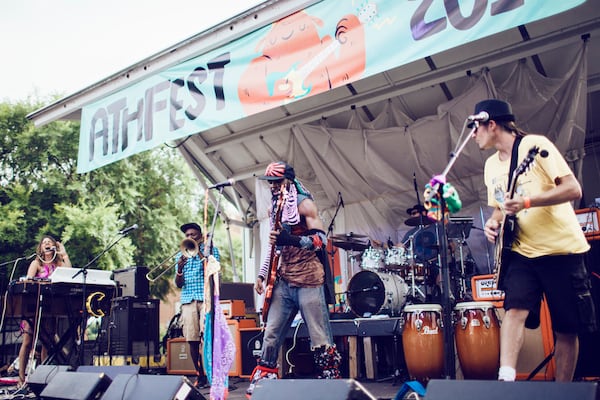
[108,297,159,356]
[76,365,141,380]
[239,327,264,378]
[113,267,149,298]
[576,239,600,378]
[100,374,206,400]
[252,379,375,400]
[424,379,598,400]
[40,371,112,400]
[28,365,72,396]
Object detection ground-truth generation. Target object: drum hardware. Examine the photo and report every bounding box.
[447,216,474,301]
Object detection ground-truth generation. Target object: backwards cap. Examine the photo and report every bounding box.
[258,161,295,181]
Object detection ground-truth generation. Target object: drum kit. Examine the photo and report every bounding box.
[331,216,498,383]
[331,225,439,318]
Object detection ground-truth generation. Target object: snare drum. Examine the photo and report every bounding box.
[401,304,444,382]
[361,247,384,270]
[453,301,500,380]
[347,270,408,317]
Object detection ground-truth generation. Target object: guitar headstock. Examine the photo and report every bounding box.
[514,146,540,176]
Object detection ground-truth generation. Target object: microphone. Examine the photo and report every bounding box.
[467,111,489,123]
[118,224,138,235]
[338,192,344,208]
[208,178,235,189]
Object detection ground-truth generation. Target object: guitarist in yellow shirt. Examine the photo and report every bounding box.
[472,99,596,382]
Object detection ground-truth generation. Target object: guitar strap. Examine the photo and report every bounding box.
[507,136,523,189]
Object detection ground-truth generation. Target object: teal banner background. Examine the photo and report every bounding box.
[78,0,585,172]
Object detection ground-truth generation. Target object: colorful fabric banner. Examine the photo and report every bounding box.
[78,0,585,172]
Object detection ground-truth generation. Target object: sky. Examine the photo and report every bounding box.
[0,0,265,103]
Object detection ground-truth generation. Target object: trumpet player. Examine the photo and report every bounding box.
[175,222,220,388]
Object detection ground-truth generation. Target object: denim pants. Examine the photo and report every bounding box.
[260,278,334,368]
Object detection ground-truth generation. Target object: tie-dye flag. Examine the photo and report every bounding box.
[203,255,235,400]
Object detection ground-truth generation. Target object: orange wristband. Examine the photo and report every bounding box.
[523,196,531,209]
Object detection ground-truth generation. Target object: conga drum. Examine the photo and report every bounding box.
[401,304,444,382]
[453,301,500,379]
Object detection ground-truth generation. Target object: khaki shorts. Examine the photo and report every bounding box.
[180,300,205,342]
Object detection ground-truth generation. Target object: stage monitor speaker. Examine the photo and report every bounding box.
[109,297,159,356]
[113,266,150,298]
[28,365,72,396]
[251,379,376,400]
[100,374,206,400]
[76,365,141,380]
[424,379,598,400]
[40,371,112,400]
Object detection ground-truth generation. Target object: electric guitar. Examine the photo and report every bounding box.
[493,146,541,289]
[261,183,288,323]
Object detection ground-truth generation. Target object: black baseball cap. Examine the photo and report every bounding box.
[180,222,202,233]
[406,204,426,215]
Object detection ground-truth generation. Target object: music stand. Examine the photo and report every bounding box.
[447,217,473,239]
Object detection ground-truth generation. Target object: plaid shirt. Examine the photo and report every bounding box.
[175,243,220,304]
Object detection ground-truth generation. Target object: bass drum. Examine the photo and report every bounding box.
[347,270,408,317]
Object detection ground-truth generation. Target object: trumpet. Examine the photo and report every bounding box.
[146,238,199,282]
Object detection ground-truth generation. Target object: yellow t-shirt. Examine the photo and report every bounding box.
[484,134,589,258]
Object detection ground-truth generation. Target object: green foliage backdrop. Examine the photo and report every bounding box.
[0,100,242,300]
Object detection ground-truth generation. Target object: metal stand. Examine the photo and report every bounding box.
[425,123,478,379]
[75,232,131,367]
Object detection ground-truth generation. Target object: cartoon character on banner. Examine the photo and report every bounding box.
[238,3,377,115]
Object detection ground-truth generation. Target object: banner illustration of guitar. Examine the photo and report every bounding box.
[261,183,288,323]
[493,145,544,289]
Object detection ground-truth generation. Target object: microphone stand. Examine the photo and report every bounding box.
[205,186,226,386]
[73,232,132,367]
[427,121,477,380]
[0,253,36,351]
[327,196,344,312]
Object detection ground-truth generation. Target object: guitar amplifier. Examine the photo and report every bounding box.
[220,300,245,318]
[471,274,505,307]
[575,208,600,240]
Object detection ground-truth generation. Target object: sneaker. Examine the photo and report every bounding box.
[194,376,209,389]
[245,365,278,398]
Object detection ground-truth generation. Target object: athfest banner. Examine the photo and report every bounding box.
[78,0,586,172]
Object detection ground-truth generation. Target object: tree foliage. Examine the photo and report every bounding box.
[0,100,242,300]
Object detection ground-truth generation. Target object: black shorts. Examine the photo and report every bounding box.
[503,252,596,334]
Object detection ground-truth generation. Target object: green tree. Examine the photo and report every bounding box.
[0,99,242,300]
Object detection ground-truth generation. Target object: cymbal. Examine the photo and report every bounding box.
[331,240,369,252]
[405,216,436,227]
[331,232,369,241]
